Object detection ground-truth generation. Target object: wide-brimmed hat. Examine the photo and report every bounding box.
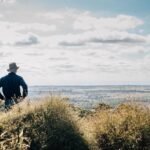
[7,62,19,72]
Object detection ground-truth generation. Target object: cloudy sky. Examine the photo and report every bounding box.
[0,0,150,85]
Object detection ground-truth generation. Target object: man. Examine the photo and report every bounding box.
[0,62,28,109]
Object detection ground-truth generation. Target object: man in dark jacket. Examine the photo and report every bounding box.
[0,62,28,109]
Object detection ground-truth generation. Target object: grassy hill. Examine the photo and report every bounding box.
[0,97,149,150]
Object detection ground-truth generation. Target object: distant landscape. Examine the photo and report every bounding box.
[29,85,150,109]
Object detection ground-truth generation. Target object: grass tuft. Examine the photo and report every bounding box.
[93,103,150,150]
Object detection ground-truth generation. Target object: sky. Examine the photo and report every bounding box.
[0,0,150,85]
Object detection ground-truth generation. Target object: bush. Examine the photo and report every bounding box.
[94,103,112,111]
[94,103,150,150]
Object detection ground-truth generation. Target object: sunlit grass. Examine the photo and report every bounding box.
[0,97,90,150]
[0,97,149,150]
[92,103,150,150]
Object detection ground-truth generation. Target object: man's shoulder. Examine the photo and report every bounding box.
[1,73,23,80]
[0,74,9,80]
[15,74,24,80]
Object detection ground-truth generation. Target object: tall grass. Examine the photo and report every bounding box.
[0,97,149,150]
[0,97,90,150]
[93,103,150,150]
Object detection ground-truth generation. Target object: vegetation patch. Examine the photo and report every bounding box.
[0,98,149,150]
[0,97,89,150]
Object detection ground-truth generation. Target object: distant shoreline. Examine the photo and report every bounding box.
[29,84,150,87]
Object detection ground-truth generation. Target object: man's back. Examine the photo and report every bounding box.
[0,72,28,99]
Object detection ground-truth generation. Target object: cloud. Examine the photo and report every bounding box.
[15,34,39,46]
[53,64,87,73]
[73,13,143,31]
[121,49,150,61]
[0,9,149,84]
[0,14,3,18]
[37,12,65,20]
[37,9,79,21]
[49,57,67,61]
[0,52,12,59]
[0,21,56,32]
[25,52,43,56]
[58,31,147,46]
[0,0,16,4]
[59,41,85,46]
[36,11,146,48]
[0,52,5,57]
[90,36,145,44]
[96,64,119,73]
[0,21,56,41]
[16,23,56,32]
[0,20,56,46]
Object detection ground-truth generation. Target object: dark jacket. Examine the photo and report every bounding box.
[0,72,28,100]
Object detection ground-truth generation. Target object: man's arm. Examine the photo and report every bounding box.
[0,79,4,100]
[20,77,28,98]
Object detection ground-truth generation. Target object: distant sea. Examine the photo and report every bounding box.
[28,85,150,109]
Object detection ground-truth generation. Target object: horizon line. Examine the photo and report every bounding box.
[29,84,150,87]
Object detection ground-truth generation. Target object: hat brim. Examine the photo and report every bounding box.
[7,66,19,72]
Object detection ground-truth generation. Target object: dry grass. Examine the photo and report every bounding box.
[92,103,150,150]
[0,97,90,150]
[0,98,149,150]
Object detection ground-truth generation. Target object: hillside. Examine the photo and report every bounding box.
[0,97,149,150]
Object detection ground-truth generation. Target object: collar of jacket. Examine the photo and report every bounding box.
[8,72,16,75]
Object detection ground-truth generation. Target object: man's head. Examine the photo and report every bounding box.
[7,62,19,73]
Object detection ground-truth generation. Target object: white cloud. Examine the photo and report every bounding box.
[0,0,16,4]
[0,21,56,33]
[37,9,80,21]
[37,12,65,20]
[0,20,56,46]
[17,23,56,32]
[59,30,147,46]
[0,14,3,18]
[73,13,143,31]
[0,9,150,85]
[0,24,40,46]
[15,33,39,46]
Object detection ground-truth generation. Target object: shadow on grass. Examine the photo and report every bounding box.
[0,98,90,150]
